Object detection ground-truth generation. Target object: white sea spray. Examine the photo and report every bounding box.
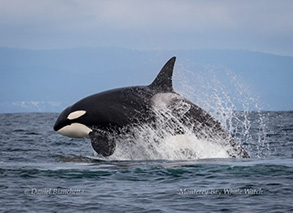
[94,64,269,160]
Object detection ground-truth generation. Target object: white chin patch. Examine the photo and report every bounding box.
[67,110,86,120]
[57,123,92,138]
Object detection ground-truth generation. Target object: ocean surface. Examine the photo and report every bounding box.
[0,112,292,212]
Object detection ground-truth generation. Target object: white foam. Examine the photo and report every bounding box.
[92,65,267,160]
[103,132,230,161]
[101,107,233,161]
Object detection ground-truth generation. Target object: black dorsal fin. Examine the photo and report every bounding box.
[149,57,176,92]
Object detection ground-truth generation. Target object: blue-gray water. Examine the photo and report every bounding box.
[0,112,292,212]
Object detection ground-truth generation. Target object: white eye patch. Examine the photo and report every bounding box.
[67,110,86,120]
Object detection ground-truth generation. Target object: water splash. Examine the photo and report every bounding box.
[173,63,269,158]
[91,63,269,161]
[105,108,232,161]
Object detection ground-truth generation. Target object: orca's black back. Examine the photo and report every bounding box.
[71,86,156,130]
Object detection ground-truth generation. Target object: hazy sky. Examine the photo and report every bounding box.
[0,0,293,56]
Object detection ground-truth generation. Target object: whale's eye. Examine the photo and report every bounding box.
[67,110,86,120]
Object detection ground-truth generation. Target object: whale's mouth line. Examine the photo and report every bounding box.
[91,126,109,134]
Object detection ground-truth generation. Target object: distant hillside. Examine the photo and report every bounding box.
[0,47,292,112]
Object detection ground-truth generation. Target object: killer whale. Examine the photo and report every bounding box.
[54,57,249,158]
